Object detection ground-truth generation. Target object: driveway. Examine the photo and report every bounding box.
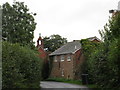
[40,81,89,89]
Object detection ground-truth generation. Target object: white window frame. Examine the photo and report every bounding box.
[54,56,57,62]
[60,55,64,62]
[67,55,71,61]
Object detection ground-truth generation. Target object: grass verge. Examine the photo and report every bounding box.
[45,78,99,88]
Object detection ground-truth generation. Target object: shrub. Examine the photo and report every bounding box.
[87,39,120,88]
[88,43,110,87]
[80,12,120,88]
[2,41,42,88]
[41,61,49,80]
[107,38,120,87]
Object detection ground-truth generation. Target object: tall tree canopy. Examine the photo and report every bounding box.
[43,34,67,52]
[99,12,120,42]
[82,12,120,88]
[2,2,36,47]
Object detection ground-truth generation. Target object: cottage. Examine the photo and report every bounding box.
[49,36,100,80]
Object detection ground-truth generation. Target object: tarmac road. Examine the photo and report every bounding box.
[40,81,89,90]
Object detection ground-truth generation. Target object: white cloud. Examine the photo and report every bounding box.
[1,0,120,45]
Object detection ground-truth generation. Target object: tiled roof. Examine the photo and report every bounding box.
[87,36,101,41]
[49,40,81,56]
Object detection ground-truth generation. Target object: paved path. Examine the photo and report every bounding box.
[40,81,89,89]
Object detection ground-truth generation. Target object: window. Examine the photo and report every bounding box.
[54,56,57,62]
[67,55,71,61]
[61,69,64,76]
[60,55,64,62]
[39,40,41,45]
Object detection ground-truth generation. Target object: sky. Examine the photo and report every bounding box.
[1,0,120,45]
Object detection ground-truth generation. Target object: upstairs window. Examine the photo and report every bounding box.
[67,55,71,61]
[60,55,64,62]
[54,56,57,62]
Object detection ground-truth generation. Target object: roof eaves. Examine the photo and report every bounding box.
[72,49,81,54]
[87,36,101,42]
[49,52,73,56]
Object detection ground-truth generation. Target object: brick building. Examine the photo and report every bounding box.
[37,34,47,60]
[49,36,100,80]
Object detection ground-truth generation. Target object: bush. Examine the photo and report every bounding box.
[80,12,120,88]
[87,43,110,87]
[41,61,49,80]
[107,38,120,87]
[87,39,120,88]
[2,41,42,88]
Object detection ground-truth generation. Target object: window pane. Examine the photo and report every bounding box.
[61,55,64,61]
[67,55,71,61]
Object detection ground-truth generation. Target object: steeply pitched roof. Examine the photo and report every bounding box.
[87,36,101,42]
[49,40,81,56]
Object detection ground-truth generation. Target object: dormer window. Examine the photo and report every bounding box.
[60,55,64,62]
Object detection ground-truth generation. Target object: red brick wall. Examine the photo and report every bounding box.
[37,36,47,60]
[49,39,100,80]
[38,46,47,59]
[92,39,100,42]
[50,54,74,79]
[73,49,85,80]
[50,50,85,80]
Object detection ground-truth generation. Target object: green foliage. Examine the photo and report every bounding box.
[46,78,98,88]
[109,12,120,39]
[41,61,50,80]
[2,2,36,48]
[99,12,120,42]
[43,34,67,52]
[88,43,110,86]
[46,78,82,85]
[80,39,99,58]
[107,38,120,87]
[80,39,100,74]
[87,39,120,88]
[2,42,42,88]
[82,12,120,88]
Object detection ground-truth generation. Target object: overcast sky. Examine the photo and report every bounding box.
[1,0,120,44]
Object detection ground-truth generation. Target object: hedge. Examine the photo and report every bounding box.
[2,41,42,88]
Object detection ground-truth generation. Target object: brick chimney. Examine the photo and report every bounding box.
[37,33,44,48]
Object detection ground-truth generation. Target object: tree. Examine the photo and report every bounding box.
[99,12,120,42]
[2,42,42,88]
[43,34,67,52]
[2,2,36,48]
[80,39,100,84]
[87,12,120,88]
